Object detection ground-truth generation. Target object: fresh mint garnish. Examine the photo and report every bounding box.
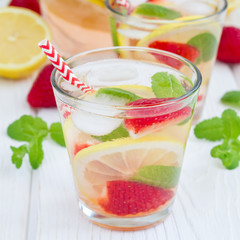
[187,32,217,63]
[92,125,129,142]
[194,109,240,169]
[96,87,141,103]
[131,165,181,189]
[151,72,186,98]
[7,115,65,169]
[135,3,181,20]
[221,91,240,108]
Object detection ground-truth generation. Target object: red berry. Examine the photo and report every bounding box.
[124,98,192,135]
[74,143,91,156]
[27,65,56,108]
[98,180,174,216]
[9,0,41,14]
[217,26,240,63]
[149,41,200,69]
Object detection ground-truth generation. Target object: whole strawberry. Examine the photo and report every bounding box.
[9,0,41,15]
[27,65,56,108]
[217,26,240,63]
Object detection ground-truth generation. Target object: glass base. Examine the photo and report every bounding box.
[79,200,174,231]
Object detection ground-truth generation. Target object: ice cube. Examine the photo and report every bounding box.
[180,1,215,16]
[72,110,122,136]
[88,60,139,86]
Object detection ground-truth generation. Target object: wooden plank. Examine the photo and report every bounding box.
[0,77,34,240]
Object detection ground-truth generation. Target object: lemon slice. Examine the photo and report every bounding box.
[73,136,184,201]
[0,7,51,79]
[227,0,240,14]
[137,15,207,47]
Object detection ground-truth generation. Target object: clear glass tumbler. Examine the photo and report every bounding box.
[51,47,201,230]
[106,0,227,120]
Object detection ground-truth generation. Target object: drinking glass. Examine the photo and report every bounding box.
[51,46,201,230]
[40,0,112,57]
[106,0,227,120]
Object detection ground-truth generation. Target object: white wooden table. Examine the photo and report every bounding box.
[1,61,240,240]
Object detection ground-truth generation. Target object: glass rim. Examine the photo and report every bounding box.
[51,46,202,109]
[105,0,227,25]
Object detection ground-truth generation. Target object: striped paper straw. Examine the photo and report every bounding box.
[38,39,93,93]
[116,0,132,12]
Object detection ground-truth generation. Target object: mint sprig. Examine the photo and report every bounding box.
[7,115,65,169]
[194,109,240,169]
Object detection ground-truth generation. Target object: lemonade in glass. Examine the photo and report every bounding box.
[40,0,112,56]
[106,0,227,119]
[51,47,201,230]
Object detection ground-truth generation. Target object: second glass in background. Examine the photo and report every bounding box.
[106,0,227,120]
[40,0,112,57]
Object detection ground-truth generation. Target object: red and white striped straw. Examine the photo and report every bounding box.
[38,39,93,93]
[116,0,132,12]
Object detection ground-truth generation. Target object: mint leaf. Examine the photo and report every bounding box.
[7,115,48,142]
[194,117,224,141]
[135,3,181,20]
[211,139,240,170]
[49,122,65,146]
[222,109,240,139]
[7,115,65,170]
[10,145,28,169]
[92,125,129,142]
[131,165,181,189]
[221,91,240,108]
[151,72,186,98]
[28,137,44,170]
[187,32,217,62]
[96,87,141,103]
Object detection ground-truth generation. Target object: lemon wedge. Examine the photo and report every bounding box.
[0,7,51,79]
[73,136,184,200]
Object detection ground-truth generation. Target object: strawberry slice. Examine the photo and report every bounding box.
[149,41,200,69]
[98,180,174,216]
[124,98,192,136]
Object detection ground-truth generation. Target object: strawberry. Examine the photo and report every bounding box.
[98,180,173,216]
[217,26,240,63]
[149,41,200,69]
[124,98,192,135]
[9,0,41,14]
[74,143,92,156]
[27,65,56,108]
